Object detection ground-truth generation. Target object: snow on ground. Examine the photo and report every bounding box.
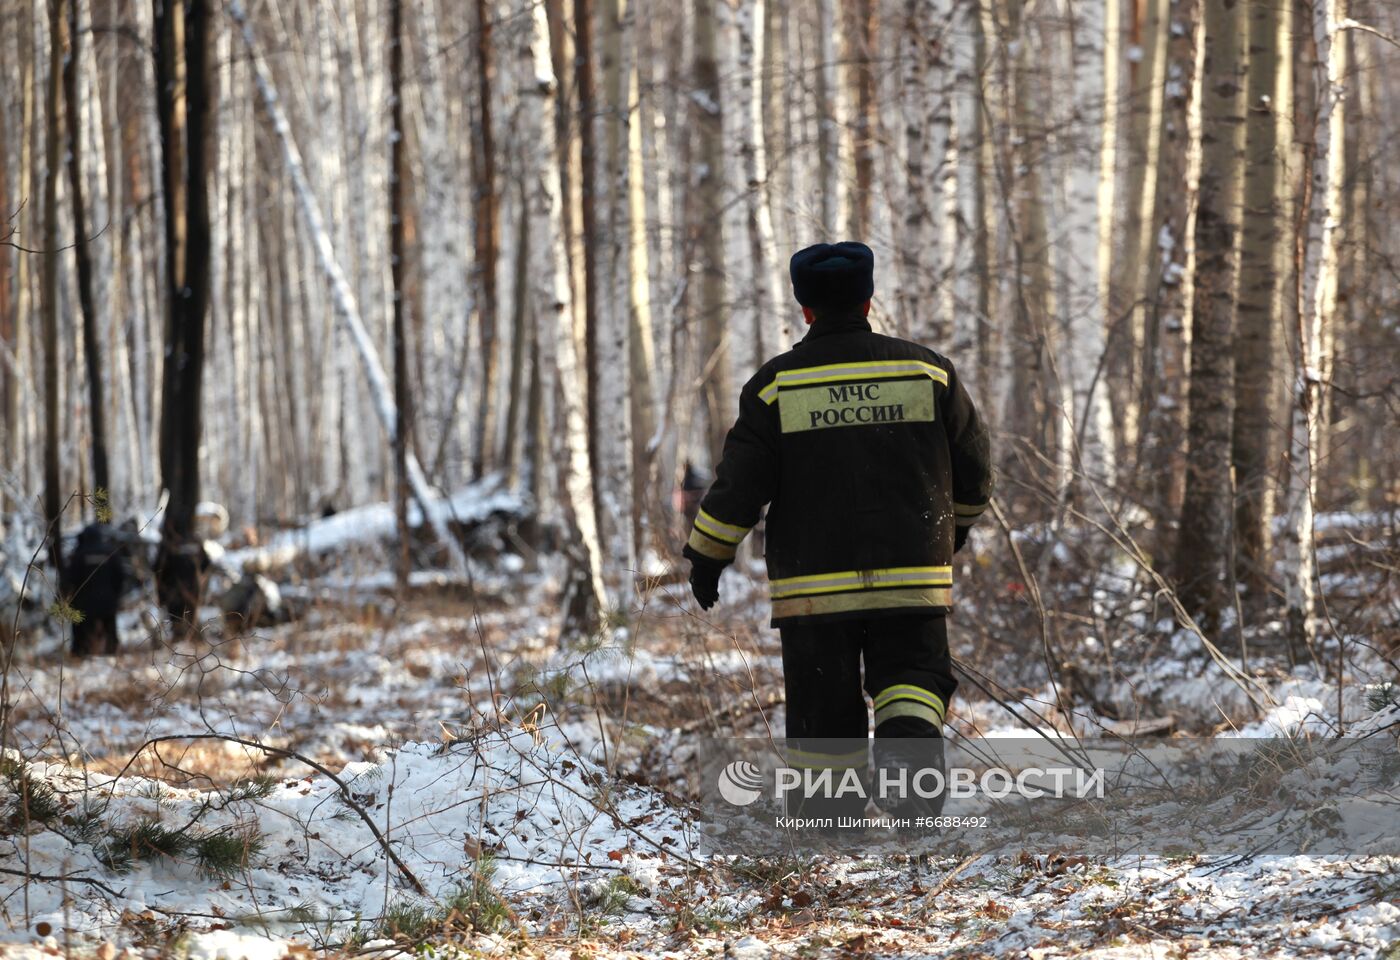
[3,729,690,957]
[2,533,1398,958]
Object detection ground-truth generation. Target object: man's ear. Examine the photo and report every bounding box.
[802,306,816,326]
[861,300,872,317]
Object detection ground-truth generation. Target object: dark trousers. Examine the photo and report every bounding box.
[780,614,956,818]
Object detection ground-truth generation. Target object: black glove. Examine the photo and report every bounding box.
[688,558,724,610]
[954,526,969,554]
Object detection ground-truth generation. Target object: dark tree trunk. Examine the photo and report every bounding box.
[154,0,213,632]
[390,0,411,591]
[1175,0,1245,630]
[65,0,110,499]
[574,0,604,512]
[1141,0,1198,559]
[471,0,500,479]
[43,0,65,573]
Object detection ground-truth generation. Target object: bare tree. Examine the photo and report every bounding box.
[154,0,213,629]
[1175,0,1245,629]
[1232,0,1291,603]
[526,0,607,636]
[64,0,109,500]
[1283,0,1349,648]
[694,0,732,469]
[471,0,501,479]
[43,0,65,571]
[1140,0,1198,547]
[390,0,411,591]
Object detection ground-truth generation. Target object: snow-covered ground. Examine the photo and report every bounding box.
[2,536,1397,958]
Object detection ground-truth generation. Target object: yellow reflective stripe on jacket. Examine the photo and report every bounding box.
[872,684,947,722]
[694,508,750,545]
[784,746,868,769]
[771,586,952,620]
[758,359,949,405]
[687,526,738,561]
[770,566,952,599]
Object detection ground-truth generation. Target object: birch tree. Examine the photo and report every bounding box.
[598,0,636,597]
[1114,0,1166,461]
[1283,0,1348,647]
[0,51,12,525]
[524,0,607,635]
[898,0,949,343]
[1060,0,1115,483]
[816,0,846,236]
[1232,0,1291,602]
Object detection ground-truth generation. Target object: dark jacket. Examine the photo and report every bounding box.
[682,313,993,627]
[61,524,131,619]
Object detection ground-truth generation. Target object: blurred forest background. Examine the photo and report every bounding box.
[0,0,1396,647]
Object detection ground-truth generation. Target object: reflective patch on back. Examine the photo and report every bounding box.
[777,377,935,433]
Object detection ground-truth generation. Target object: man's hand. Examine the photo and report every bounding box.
[954,526,969,554]
[688,558,724,610]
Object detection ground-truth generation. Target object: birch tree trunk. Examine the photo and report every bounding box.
[1175,0,1245,630]
[1065,0,1115,483]
[624,0,658,555]
[524,0,607,636]
[971,0,998,399]
[1113,0,1165,457]
[0,53,12,525]
[899,0,947,343]
[16,0,40,506]
[1283,0,1348,648]
[816,0,844,235]
[1232,0,1290,602]
[598,0,635,599]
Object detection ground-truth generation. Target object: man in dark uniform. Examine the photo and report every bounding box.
[62,523,134,656]
[682,242,993,820]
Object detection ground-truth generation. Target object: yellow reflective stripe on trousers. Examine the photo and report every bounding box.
[770,566,953,599]
[785,747,868,769]
[687,526,737,561]
[694,508,750,545]
[874,700,944,729]
[758,359,949,405]
[872,684,946,721]
[771,586,952,619]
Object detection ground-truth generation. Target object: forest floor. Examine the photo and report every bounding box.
[2,520,1399,959]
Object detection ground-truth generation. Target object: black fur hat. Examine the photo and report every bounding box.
[789,241,875,309]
